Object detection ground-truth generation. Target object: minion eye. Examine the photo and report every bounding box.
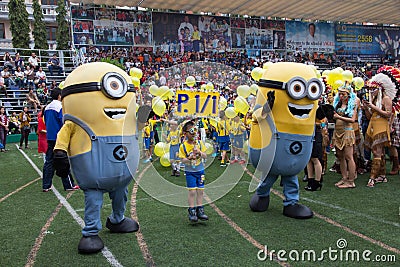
[102,73,127,99]
[307,81,322,100]
[287,80,306,99]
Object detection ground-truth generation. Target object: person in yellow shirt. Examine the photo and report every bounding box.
[230,115,247,164]
[216,111,230,166]
[166,121,181,176]
[148,117,161,161]
[142,122,152,163]
[179,120,208,222]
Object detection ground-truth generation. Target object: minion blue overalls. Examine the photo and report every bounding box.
[64,114,139,236]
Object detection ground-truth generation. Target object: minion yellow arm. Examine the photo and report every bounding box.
[55,122,74,153]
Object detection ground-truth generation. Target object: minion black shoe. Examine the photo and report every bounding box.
[283,203,313,219]
[196,206,208,221]
[249,194,269,212]
[106,217,139,233]
[78,235,104,254]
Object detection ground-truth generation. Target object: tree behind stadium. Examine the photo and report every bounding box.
[56,0,69,50]
[32,0,48,50]
[8,0,30,49]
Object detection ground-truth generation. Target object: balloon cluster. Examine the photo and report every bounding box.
[148,84,174,116]
[154,142,171,167]
[220,84,258,118]
[322,67,364,92]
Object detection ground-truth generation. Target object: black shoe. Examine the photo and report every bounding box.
[106,217,139,233]
[283,203,313,219]
[188,207,198,222]
[304,179,322,191]
[78,235,104,254]
[175,171,181,177]
[196,206,208,221]
[249,194,270,212]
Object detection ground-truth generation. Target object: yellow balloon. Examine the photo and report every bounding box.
[327,69,343,86]
[219,96,227,110]
[206,82,214,91]
[131,77,140,87]
[251,67,264,81]
[237,85,251,98]
[58,81,65,89]
[155,86,169,97]
[333,80,345,90]
[130,67,143,79]
[353,77,364,90]
[205,142,214,155]
[160,152,171,167]
[225,107,237,119]
[250,84,259,95]
[342,70,353,82]
[149,85,159,96]
[154,142,167,157]
[152,97,166,116]
[336,67,344,73]
[234,96,250,115]
[186,76,196,87]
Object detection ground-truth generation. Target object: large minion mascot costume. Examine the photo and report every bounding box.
[54,62,141,253]
[249,62,323,219]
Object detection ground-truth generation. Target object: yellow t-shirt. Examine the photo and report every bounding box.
[216,119,229,137]
[167,129,180,145]
[230,120,246,135]
[179,140,206,166]
[142,125,150,138]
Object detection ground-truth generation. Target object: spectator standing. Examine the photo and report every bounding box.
[42,88,78,192]
[0,74,7,98]
[18,106,31,149]
[0,106,9,152]
[37,106,48,161]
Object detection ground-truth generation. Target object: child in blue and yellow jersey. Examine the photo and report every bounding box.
[166,121,181,176]
[230,115,247,164]
[216,111,230,167]
[179,120,208,223]
[142,121,152,163]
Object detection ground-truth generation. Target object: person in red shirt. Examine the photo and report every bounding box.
[37,106,48,160]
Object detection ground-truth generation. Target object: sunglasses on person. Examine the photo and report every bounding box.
[187,127,198,134]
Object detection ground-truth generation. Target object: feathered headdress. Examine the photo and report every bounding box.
[369,66,400,112]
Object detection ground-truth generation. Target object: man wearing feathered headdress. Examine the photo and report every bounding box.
[362,66,398,188]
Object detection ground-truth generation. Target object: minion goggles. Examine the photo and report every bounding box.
[258,77,324,100]
[61,72,135,99]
